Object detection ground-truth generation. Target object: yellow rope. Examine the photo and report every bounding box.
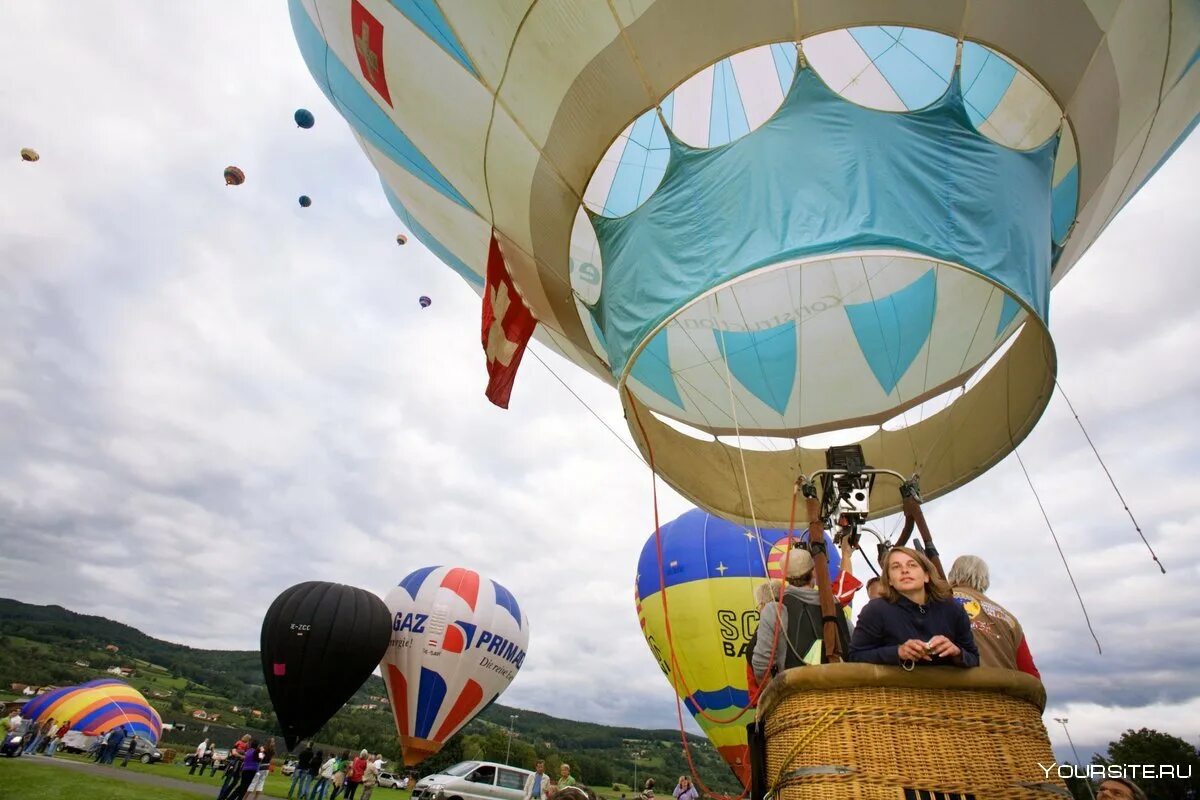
[768,708,847,794]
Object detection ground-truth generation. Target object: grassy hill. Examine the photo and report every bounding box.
[0,598,740,793]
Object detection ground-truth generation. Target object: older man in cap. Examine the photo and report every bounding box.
[751,547,853,677]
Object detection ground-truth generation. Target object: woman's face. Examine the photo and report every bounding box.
[887,553,927,593]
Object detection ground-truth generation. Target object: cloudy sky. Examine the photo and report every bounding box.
[1,1,1197,766]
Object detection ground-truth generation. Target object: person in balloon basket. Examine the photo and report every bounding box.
[288,741,315,800]
[947,555,1040,678]
[311,751,337,800]
[848,547,979,669]
[751,548,853,679]
[523,759,549,800]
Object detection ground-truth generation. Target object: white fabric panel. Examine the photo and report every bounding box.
[437,0,531,88]
[730,47,786,130]
[609,0,658,27]
[362,135,492,282]
[568,208,603,305]
[323,0,493,212]
[498,0,623,146]
[803,30,906,111]
[1083,0,1123,29]
[1054,122,1079,184]
[670,66,715,147]
[1106,0,1172,154]
[582,128,629,212]
[980,72,1063,149]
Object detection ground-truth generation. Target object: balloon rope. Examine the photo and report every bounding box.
[627,388,751,800]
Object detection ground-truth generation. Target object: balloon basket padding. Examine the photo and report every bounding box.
[756,664,1065,799]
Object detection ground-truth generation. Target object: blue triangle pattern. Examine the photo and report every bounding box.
[844,270,938,394]
[713,322,797,415]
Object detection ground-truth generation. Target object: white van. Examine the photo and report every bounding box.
[413,761,533,800]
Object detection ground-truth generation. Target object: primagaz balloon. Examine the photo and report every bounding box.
[634,509,848,785]
[290,2,1200,527]
[20,679,163,743]
[261,581,392,750]
[382,566,528,766]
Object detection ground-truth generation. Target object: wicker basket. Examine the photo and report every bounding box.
[756,664,1068,800]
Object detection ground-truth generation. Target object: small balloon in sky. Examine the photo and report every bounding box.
[20,148,40,162]
[298,195,312,208]
[396,234,408,246]
[223,166,245,186]
[419,296,431,309]
[294,108,315,129]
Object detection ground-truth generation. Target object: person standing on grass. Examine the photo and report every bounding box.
[311,752,337,800]
[121,734,138,767]
[288,741,315,799]
[192,738,211,775]
[227,738,261,800]
[360,754,381,800]
[46,719,70,757]
[244,738,275,800]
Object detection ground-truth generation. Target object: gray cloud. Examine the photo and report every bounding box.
[1,1,1197,752]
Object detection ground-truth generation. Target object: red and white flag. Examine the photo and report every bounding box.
[350,0,392,107]
[481,234,537,408]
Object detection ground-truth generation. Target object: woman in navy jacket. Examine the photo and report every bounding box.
[849,547,979,669]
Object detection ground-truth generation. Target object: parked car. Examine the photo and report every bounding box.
[378,771,406,789]
[412,761,532,800]
[124,736,164,764]
[282,759,298,776]
[211,748,230,769]
[1,730,27,758]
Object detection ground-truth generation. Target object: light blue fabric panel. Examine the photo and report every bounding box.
[996,294,1022,338]
[289,0,474,211]
[385,0,477,75]
[591,67,1056,378]
[382,184,484,287]
[605,99,674,216]
[771,43,799,95]
[709,60,751,147]
[844,270,937,394]
[629,328,684,408]
[1051,164,1079,244]
[713,322,797,414]
[849,27,955,110]
[961,45,1017,127]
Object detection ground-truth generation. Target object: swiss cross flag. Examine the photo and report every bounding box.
[481,234,537,408]
[350,0,392,107]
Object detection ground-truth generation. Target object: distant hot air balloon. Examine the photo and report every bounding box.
[418,296,431,309]
[382,566,529,766]
[223,166,245,186]
[19,148,39,162]
[634,508,848,786]
[261,581,392,751]
[20,679,163,743]
[298,195,312,208]
[294,108,315,129]
[396,234,408,246]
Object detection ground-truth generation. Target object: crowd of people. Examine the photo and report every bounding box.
[2,710,143,766]
[195,736,389,800]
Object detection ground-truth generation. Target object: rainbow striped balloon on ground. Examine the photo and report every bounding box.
[20,679,163,744]
[382,566,528,766]
[634,509,848,786]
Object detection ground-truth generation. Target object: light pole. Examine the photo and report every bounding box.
[632,750,643,792]
[505,714,519,764]
[1053,717,1094,800]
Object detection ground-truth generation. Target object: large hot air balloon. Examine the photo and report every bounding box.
[635,509,847,786]
[298,195,313,208]
[294,108,316,129]
[382,566,528,766]
[223,166,245,186]
[418,295,431,309]
[289,1,1199,529]
[19,148,39,162]
[20,679,163,744]
[261,581,392,751]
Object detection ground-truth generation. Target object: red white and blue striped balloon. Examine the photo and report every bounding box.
[382,566,528,766]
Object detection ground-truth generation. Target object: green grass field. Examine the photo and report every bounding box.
[0,758,203,800]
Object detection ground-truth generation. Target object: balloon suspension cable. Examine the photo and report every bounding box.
[528,347,646,467]
[1055,380,1164,574]
[1014,448,1103,655]
[626,388,750,800]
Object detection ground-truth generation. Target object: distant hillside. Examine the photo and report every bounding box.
[0,598,739,793]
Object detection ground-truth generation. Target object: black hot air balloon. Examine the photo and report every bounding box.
[224,166,245,186]
[298,195,312,208]
[419,296,431,309]
[261,582,391,750]
[294,108,315,129]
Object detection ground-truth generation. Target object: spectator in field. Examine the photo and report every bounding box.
[672,776,699,800]
[100,725,127,765]
[360,754,382,800]
[523,759,549,800]
[46,719,70,757]
[288,741,315,799]
[556,763,577,792]
[312,752,337,800]
[330,750,351,799]
[306,749,326,799]
[192,738,210,775]
[4,711,21,733]
[948,555,1040,678]
[343,749,369,800]
[217,737,250,800]
[90,730,110,761]
[121,734,139,767]
[227,737,261,800]
[641,778,656,800]
[24,717,52,754]
[244,738,275,800]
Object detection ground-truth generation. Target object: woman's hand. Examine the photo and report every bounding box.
[926,635,961,659]
[897,639,929,661]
